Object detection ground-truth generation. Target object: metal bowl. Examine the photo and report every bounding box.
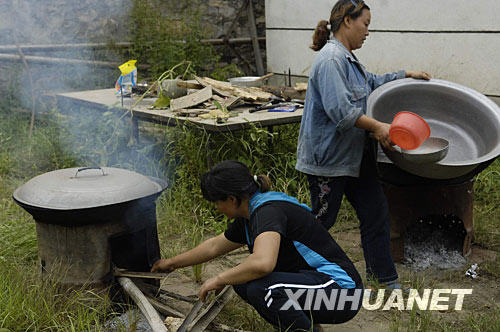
[368,78,500,179]
[400,137,449,164]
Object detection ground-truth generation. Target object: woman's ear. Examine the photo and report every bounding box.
[343,15,352,28]
[228,195,238,205]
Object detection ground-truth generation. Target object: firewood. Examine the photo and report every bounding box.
[261,86,306,101]
[200,77,273,102]
[176,80,204,89]
[170,86,213,111]
[118,277,168,332]
[114,268,170,279]
[188,286,234,332]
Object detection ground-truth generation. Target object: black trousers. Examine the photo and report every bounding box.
[233,270,362,332]
[306,144,398,283]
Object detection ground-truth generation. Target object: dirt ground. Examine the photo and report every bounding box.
[159,229,499,331]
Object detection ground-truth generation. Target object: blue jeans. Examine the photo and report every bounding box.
[306,154,398,283]
[233,270,362,332]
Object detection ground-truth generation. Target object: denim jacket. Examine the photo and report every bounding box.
[296,38,405,177]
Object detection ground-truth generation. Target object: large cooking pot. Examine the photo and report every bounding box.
[367,78,500,179]
[12,167,168,285]
[13,166,167,226]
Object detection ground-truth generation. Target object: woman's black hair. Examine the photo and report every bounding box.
[201,160,271,206]
[310,0,370,51]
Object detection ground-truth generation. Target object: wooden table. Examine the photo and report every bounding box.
[56,88,304,133]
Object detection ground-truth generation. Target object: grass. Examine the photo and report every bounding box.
[0,83,499,331]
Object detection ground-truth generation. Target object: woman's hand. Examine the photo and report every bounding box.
[199,276,225,302]
[406,70,431,80]
[372,122,395,151]
[151,258,176,273]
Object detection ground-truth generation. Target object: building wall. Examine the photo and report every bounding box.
[265,0,500,102]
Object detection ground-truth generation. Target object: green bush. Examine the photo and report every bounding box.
[125,0,220,80]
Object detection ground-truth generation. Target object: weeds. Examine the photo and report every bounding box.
[0,261,122,331]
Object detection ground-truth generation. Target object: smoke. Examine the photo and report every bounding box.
[0,0,170,178]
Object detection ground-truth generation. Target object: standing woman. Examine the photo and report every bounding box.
[152,160,363,332]
[296,0,430,287]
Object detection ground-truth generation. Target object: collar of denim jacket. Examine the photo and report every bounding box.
[328,37,359,64]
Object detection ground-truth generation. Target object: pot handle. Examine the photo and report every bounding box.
[74,167,106,177]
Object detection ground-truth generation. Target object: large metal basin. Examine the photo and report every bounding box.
[367,78,500,179]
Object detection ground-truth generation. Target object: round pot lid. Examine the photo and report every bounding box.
[13,167,167,210]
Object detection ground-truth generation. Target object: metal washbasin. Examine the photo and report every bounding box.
[367,78,500,179]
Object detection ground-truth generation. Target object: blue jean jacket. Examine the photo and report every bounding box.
[296,38,405,177]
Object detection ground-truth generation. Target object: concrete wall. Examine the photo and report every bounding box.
[265,0,500,99]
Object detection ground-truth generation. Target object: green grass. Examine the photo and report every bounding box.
[0,183,125,331]
[0,262,121,332]
[389,306,500,332]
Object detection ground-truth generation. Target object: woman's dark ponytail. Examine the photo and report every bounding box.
[254,174,271,193]
[310,20,330,52]
[201,160,273,205]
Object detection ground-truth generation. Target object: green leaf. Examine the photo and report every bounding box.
[153,91,171,109]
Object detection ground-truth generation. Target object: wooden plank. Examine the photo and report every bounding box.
[248,0,265,75]
[118,277,168,332]
[194,76,233,98]
[170,86,213,111]
[201,77,274,102]
[176,109,209,117]
[146,296,186,318]
[114,268,170,280]
[265,0,500,31]
[135,280,198,304]
[177,300,204,332]
[212,95,243,110]
[266,29,500,96]
[177,80,204,89]
[56,89,305,132]
[188,286,234,332]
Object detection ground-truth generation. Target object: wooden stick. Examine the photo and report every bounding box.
[146,295,186,318]
[14,41,35,138]
[189,286,234,332]
[247,0,265,76]
[114,269,170,280]
[194,76,233,98]
[118,277,168,332]
[176,81,204,89]
[0,53,149,69]
[0,38,265,53]
[0,42,132,53]
[135,280,198,304]
[177,299,204,332]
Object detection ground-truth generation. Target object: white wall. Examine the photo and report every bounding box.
[265,0,500,99]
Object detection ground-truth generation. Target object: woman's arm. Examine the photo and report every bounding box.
[367,70,406,90]
[367,70,431,91]
[198,231,281,301]
[151,233,243,273]
[357,70,431,150]
[355,115,394,150]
